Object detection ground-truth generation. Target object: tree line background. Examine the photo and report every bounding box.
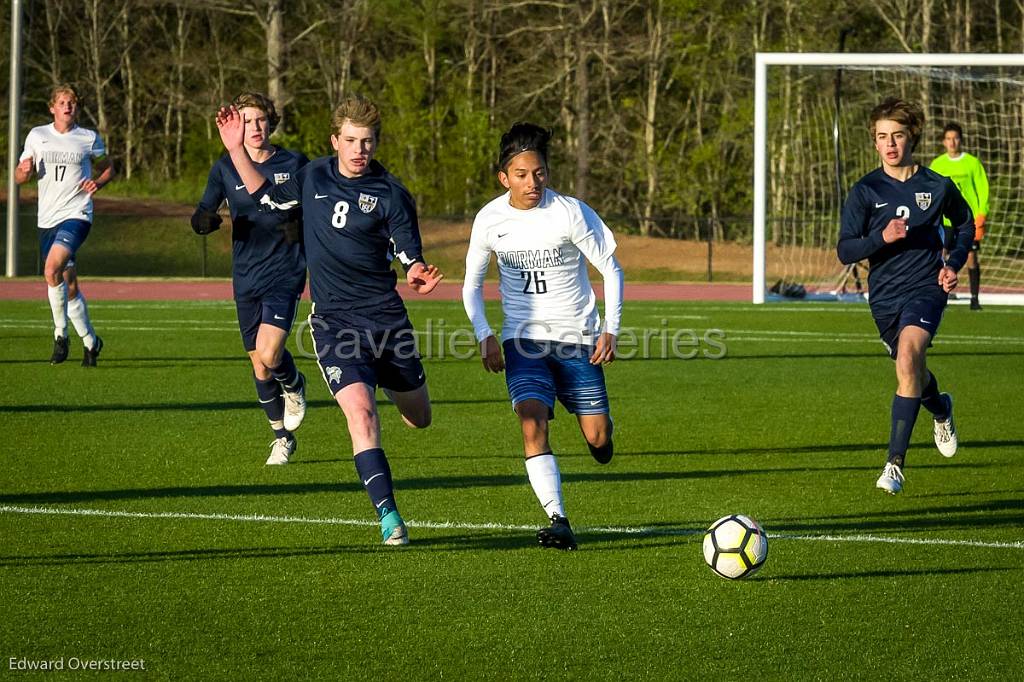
[3,0,1023,241]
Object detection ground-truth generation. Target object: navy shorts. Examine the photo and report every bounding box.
[874,293,947,359]
[39,219,91,268]
[308,310,425,396]
[503,338,609,418]
[235,292,301,352]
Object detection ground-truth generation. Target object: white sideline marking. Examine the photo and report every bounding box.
[1,504,1021,551]
[3,318,1023,346]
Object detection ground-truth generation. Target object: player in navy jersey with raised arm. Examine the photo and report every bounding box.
[191,92,309,466]
[838,97,973,495]
[216,95,444,545]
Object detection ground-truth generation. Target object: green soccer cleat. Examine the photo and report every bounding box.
[379,508,409,546]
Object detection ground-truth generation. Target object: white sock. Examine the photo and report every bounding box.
[67,294,97,350]
[525,454,565,519]
[46,283,68,339]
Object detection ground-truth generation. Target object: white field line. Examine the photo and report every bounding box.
[639,304,1024,316]
[2,318,1023,346]
[1,504,1021,551]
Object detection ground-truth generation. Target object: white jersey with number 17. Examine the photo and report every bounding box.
[20,123,106,229]
[463,188,623,344]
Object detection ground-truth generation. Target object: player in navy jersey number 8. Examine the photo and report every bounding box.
[217,95,444,546]
[837,98,973,495]
[192,93,309,467]
[463,123,624,550]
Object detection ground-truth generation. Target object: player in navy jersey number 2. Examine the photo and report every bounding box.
[192,93,309,467]
[217,95,444,545]
[837,98,973,495]
[463,123,624,549]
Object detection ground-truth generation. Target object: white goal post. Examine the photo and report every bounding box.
[753,52,1024,304]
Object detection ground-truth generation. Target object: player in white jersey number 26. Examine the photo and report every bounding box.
[463,123,624,550]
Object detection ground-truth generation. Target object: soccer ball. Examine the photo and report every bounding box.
[702,514,768,580]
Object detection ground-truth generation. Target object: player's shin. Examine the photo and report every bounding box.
[888,395,922,467]
[270,349,300,389]
[253,373,288,438]
[920,372,949,419]
[46,282,68,338]
[66,294,97,349]
[525,452,565,518]
[968,266,980,301]
[354,448,398,516]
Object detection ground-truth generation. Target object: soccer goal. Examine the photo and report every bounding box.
[753,52,1024,304]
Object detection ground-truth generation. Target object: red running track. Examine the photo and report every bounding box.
[0,279,750,302]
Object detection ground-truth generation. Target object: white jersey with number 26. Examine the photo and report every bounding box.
[463,188,623,344]
[20,123,106,229]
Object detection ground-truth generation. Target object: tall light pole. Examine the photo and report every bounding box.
[6,0,24,277]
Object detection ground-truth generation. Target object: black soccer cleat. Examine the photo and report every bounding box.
[50,336,69,365]
[537,514,578,550]
[588,439,614,464]
[970,298,982,311]
[82,336,103,368]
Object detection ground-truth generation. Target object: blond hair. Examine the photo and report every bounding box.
[331,95,381,137]
[49,84,78,106]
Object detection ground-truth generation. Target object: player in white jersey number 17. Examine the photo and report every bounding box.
[463,123,624,550]
[15,84,115,367]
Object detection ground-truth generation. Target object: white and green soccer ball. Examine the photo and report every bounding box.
[702,514,769,580]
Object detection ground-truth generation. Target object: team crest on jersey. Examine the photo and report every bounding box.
[274,172,290,184]
[358,193,378,213]
[326,366,343,384]
[915,192,932,210]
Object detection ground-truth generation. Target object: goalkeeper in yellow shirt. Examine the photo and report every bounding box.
[930,122,989,310]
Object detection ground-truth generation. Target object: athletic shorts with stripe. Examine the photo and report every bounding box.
[503,337,609,418]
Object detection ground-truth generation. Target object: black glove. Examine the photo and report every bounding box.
[191,209,222,235]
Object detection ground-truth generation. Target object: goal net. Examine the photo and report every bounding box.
[753,53,1024,304]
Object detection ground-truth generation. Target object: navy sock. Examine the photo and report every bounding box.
[354,448,397,517]
[969,266,980,300]
[253,374,287,437]
[920,372,949,419]
[270,350,301,391]
[887,395,922,468]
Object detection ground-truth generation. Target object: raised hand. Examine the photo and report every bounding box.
[406,262,445,295]
[216,106,244,152]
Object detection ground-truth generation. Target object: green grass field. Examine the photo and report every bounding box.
[2,298,1022,679]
